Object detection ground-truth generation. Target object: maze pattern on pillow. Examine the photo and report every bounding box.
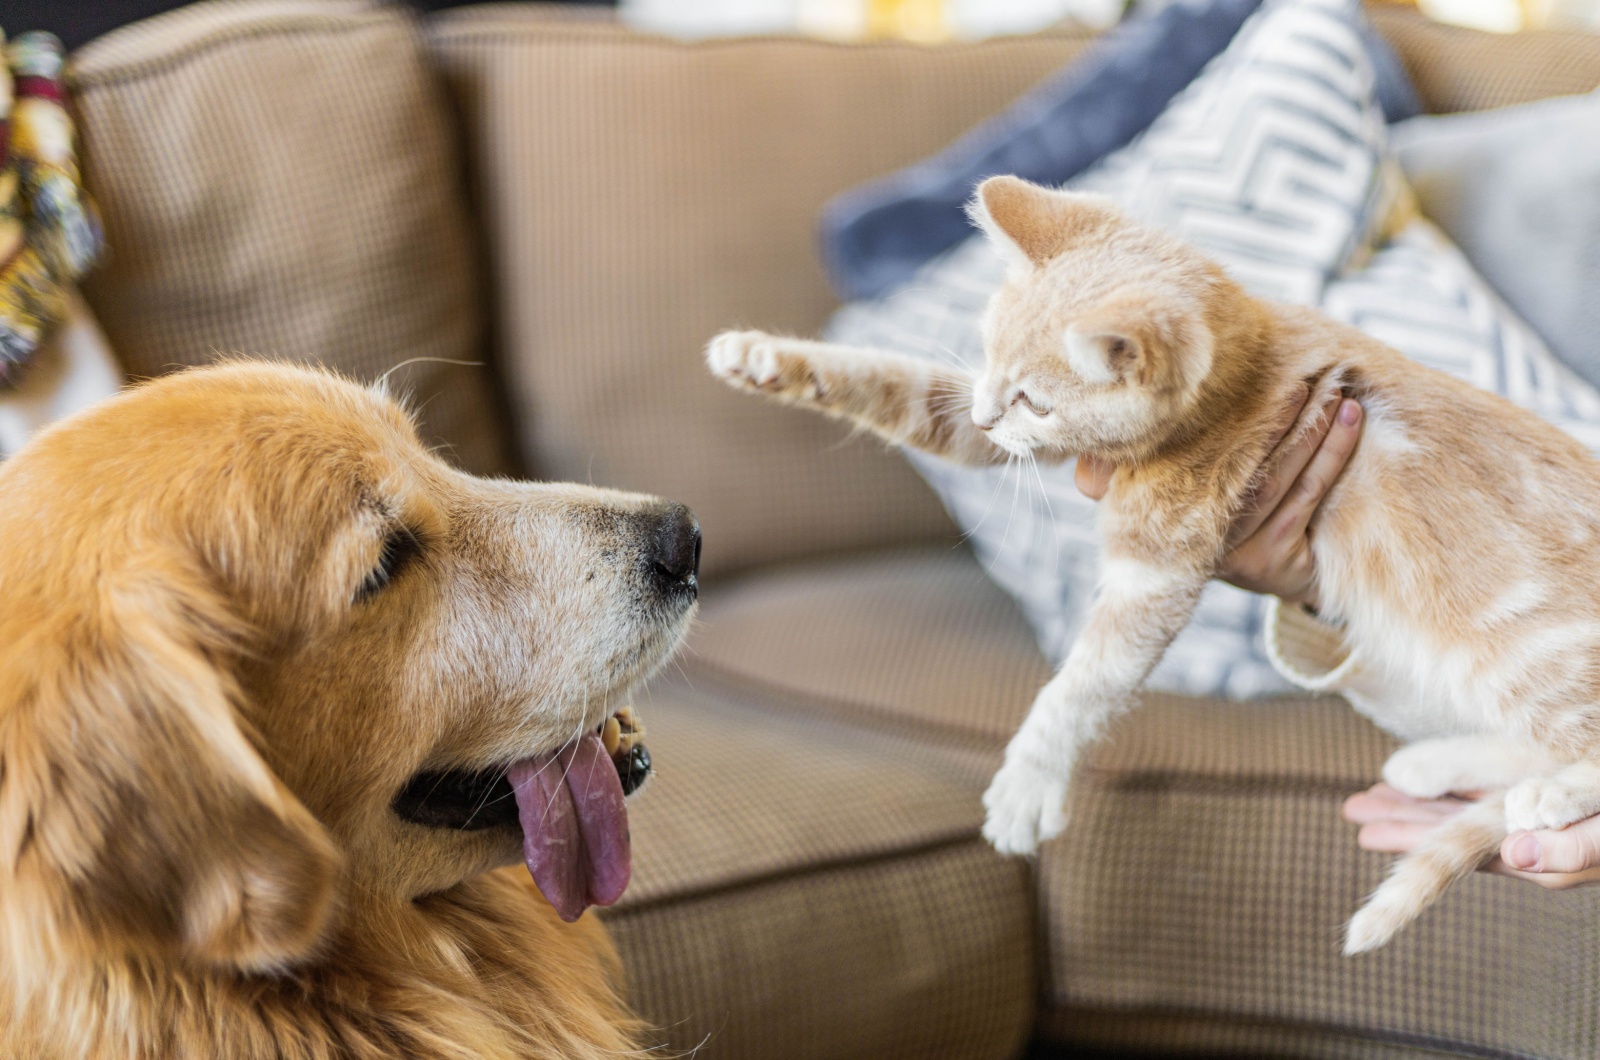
[824,0,1600,698]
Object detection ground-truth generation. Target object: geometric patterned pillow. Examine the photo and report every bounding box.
[824,0,1600,699]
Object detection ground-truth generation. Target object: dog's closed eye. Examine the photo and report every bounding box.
[357,527,424,602]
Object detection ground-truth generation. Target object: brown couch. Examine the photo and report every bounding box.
[65,3,1600,1056]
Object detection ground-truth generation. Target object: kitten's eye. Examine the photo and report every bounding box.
[1017,391,1051,416]
[357,527,423,602]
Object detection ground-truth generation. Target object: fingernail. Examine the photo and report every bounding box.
[1508,832,1541,869]
[1339,400,1361,426]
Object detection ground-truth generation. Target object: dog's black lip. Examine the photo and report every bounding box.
[392,745,653,831]
[393,767,518,832]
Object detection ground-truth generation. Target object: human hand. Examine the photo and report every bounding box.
[1074,391,1363,609]
[1343,783,1600,890]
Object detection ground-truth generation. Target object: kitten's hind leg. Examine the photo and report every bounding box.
[1345,794,1505,955]
[706,330,1010,466]
[1505,761,1600,833]
[1382,736,1556,800]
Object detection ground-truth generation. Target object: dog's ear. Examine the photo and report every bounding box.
[11,557,341,974]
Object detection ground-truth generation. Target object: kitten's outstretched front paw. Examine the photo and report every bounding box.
[706,330,783,390]
[706,329,826,403]
[982,758,1069,856]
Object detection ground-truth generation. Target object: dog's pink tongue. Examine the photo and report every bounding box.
[506,734,631,922]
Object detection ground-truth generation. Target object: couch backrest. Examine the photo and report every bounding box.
[72,0,517,477]
[428,11,1099,577]
[429,5,1600,579]
[1370,4,1600,112]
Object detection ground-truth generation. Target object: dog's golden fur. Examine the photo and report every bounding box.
[0,362,693,1058]
[709,175,1600,954]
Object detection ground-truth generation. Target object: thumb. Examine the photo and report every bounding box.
[1504,816,1600,873]
[1074,455,1114,501]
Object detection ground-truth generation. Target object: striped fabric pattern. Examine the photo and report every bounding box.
[827,0,1600,699]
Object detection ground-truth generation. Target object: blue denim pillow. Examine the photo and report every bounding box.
[818,0,1421,301]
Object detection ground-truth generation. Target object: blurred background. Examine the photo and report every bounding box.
[10,0,1600,52]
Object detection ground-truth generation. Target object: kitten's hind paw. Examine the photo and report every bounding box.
[1505,773,1600,833]
[981,758,1069,856]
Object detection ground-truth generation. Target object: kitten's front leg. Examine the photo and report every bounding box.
[984,556,1206,854]
[1383,736,1557,800]
[706,330,1009,466]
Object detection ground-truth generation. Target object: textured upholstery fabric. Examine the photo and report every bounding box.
[1035,1008,1480,1058]
[607,675,1033,1058]
[617,672,1003,907]
[71,0,516,476]
[689,547,1600,1058]
[609,839,1034,1060]
[1370,4,1600,113]
[427,12,1110,577]
[1045,710,1600,1059]
[690,546,1049,747]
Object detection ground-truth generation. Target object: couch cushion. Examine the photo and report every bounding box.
[610,674,1033,1058]
[71,0,515,476]
[1042,710,1600,1059]
[690,544,1395,778]
[1370,5,1600,113]
[688,546,1600,1056]
[427,10,1107,577]
[690,545,1049,747]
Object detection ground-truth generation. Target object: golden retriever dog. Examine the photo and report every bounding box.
[0,362,700,1059]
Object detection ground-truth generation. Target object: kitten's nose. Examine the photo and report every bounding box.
[972,406,1000,431]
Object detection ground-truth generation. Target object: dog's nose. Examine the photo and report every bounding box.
[646,502,700,591]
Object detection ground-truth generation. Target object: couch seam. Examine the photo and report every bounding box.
[1049,1002,1549,1060]
[680,654,1008,753]
[604,828,1000,918]
[682,658,1380,794]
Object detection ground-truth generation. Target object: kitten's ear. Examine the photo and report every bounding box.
[1065,325,1145,386]
[969,176,1112,271]
[1065,301,1214,392]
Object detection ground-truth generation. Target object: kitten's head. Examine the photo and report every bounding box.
[967,176,1229,460]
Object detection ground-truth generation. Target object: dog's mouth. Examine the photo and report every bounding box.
[392,709,652,922]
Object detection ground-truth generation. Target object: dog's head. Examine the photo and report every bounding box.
[0,362,698,979]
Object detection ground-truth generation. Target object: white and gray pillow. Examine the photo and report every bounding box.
[1390,90,1600,391]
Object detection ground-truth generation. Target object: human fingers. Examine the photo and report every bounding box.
[1354,820,1439,854]
[1254,399,1363,549]
[1343,784,1466,827]
[1074,454,1114,501]
[1228,388,1318,544]
[1502,814,1600,876]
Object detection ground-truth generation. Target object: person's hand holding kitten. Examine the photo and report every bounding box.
[1078,389,1600,889]
[1075,388,1360,612]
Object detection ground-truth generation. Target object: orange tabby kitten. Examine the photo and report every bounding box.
[707,175,1600,954]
